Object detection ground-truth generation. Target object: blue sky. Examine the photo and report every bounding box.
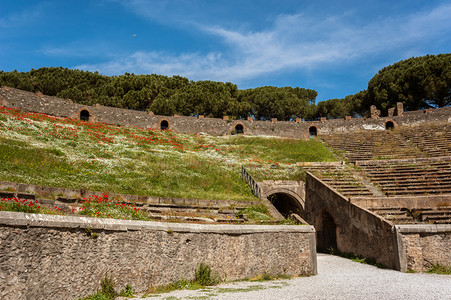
[1,0,450,102]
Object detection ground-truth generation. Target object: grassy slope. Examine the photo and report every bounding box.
[0,107,336,201]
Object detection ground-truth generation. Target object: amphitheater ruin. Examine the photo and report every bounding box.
[0,86,450,299]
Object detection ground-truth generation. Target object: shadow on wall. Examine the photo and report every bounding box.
[160,120,169,130]
[316,210,337,252]
[235,124,244,134]
[268,193,304,218]
[80,110,90,121]
[309,126,317,138]
[385,121,395,130]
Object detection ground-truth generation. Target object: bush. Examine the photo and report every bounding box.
[195,263,216,286]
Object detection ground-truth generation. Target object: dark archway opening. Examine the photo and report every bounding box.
[268,193,304,218]
[316,211,337,252]
[80,110,90,122]
[160,120,169,130]
[309,126,317,138]
[235,124,244,134]
[385,121,395,130]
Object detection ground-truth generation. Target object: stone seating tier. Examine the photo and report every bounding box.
[321,130,426,163]
[359,158,451,196]
[400,123,451,157]
[304,165,376,198]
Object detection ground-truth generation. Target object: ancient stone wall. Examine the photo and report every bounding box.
[1,87,450,139]
[351,195,451,210]
[0,211,317,300]
[304,172,397,268]
[394,225,451,272]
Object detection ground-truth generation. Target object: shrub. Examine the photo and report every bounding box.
[195,263,216,286]
[427,264,451,275]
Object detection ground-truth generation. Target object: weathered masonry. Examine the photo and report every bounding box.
[304,172,451,271]
[0,212,317,300]
[1,86,451,139]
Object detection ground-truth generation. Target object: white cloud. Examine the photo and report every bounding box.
[75,2,451,84]
[0,4,46,29]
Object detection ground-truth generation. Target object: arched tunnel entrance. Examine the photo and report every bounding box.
[316,210,337,252]
[267,192,304,218]
[80,110,90,121]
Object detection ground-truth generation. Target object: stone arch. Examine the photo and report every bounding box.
[315,209,337,252]
[80,109,90,122]
[264,189,305,218]
[234,123,244,134]
[160,119,170,130]
[232,122,245,135]
[309,125,318,138]
[385,120,396,130]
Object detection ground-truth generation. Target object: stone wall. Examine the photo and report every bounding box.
[0,211,317,300]
[1,87,450,139]
[351,195,451,210]
[394,225,451,272]
[304,172,397,268]
[0,180,260,210]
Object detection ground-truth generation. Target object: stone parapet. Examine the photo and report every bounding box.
[0,211,317,300]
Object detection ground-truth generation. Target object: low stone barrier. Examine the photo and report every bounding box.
[0,211,317,300]
[394,224,451,272]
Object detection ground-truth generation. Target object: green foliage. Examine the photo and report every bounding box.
[367,54,451,111]
[311,54,450,118]
[100,275,117,299]
[426,264,451,275]
[119,284,134,297]
[238,205,272,221]
[0,67,317,120]
[239,86,317,120]
[147,263,220,295]
[195,263,220,286]
[0,108,336,202]
[79,274,122,300]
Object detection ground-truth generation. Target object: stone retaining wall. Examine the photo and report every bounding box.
[0,211,317,300]
[1,87,450,139]
[304,172,396,268]
[0,180,260,209]
[394,224,451,272]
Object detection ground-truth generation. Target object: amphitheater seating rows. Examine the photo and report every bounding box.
[358,158,451,196]
[321,130,426,163]
[369,207,451,224]
[399,123,451,157]
[305,165,375,198]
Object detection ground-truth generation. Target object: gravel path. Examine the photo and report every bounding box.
[135,254,451,300]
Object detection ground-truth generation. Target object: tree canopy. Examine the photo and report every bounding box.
[312,54,450,118]
[0,67,317,121]
[0,53,449,120]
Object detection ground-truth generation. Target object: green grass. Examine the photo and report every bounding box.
[426,264,451,275]
[146,263,221,295]
[79,274,134,300]
[0,107,335,202]
[0,197,61,215]
[237,204,273,221]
